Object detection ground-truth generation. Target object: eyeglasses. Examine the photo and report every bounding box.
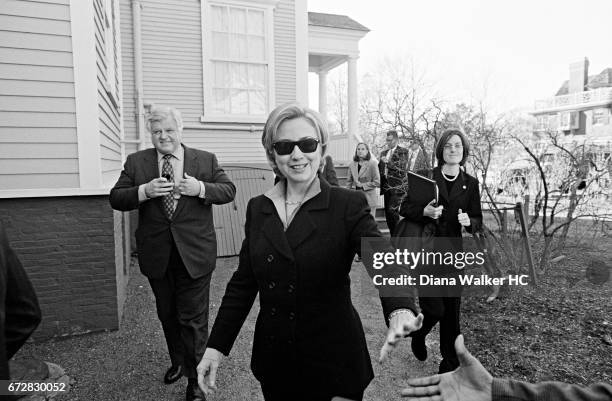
[444,143,463,150]
[272,138,319,155]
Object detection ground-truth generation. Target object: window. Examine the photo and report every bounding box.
[201,0,278,123]
[592,108,610,125]
[103,0,119,108]
[535,115,548,131]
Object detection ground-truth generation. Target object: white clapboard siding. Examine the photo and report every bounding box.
[182,129,268,165]
[1,0,77,194]
[274,0,296,105]
[119,0,137,147]
[94,0,122,187]
[139,0,202,125]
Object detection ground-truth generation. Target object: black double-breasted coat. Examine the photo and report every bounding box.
[207,179,416,397]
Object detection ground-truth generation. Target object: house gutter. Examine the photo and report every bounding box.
[132,0,146,150]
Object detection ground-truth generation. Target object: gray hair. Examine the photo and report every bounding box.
[261,102,329,176]
[145,105,184,132]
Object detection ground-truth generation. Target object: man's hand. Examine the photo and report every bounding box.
[179,173,201,197]
[144,177,174,198]
[458,208,471,227]
[400,334,493,401]
[379,311,424,363]
[197,348,223,396]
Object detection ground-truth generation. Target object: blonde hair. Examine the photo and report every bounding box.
[261,102,329,176]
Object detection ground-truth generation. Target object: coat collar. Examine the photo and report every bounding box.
[260,178,332,261]
[434,166,467,203]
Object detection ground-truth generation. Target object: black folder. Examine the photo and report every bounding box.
[407,171,439,208]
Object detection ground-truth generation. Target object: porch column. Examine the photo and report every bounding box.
[347,56,360,156]
[318,70,328,121]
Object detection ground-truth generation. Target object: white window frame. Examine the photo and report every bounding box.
[103,0,119,109]
[200,0,279,124]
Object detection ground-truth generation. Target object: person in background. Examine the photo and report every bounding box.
[399,129,482,374]
[322,154,339,186]
[406,139,428,172]
[109,105,236,401]
[378,130,410,236]
[346,142,380,217]
[197,103,423,401]
[0,222,41,381]
[401,334,612,401]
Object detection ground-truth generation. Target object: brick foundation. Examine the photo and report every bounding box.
[0,196,129,340]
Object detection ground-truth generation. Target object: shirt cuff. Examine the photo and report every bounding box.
[388,308,415,321]
[138,184,149,202]
[198,181,206,198]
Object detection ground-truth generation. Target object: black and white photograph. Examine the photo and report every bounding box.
[0,0,611,400]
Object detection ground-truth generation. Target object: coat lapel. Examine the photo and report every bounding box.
[448,170,467,202]
[284,180,330,250]
[261,199,295,261]
[173,145,198,219]
[434,167,449,203]
[358,161,369,179]
[142,149,168,218]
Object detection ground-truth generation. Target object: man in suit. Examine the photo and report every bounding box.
[378,130,410,236]
[0,223,41,382]
[109,106,235,401]
[407,140,428,172]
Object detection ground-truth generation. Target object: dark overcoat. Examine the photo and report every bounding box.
[207,180,416,397]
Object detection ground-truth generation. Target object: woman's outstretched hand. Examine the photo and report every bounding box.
[379,310,424,363]
[197,347,223,395]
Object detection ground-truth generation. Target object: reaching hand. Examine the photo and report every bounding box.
[144,177,174,198]
[400,335,492,401]
[457,209,471,227]
[197,348,223,395]
[178,173,201,196]
[379,311,424,363]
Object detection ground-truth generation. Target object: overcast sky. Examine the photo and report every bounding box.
[306,0,612,113]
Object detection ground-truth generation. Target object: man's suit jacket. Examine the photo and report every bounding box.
[206,180,416,396]
[493,378,612,401]
[346,159,380,207]
[378,146,410,195]
[0,223,41,380]
[109,145,236,279]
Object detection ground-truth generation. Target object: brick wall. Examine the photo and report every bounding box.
[0,196,128,340]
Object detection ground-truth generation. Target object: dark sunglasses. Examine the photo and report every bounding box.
[272,138,319,155]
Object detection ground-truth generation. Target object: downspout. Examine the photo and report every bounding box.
[132,0,146,150]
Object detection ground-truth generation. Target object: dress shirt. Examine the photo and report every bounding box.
[137,145,206,204]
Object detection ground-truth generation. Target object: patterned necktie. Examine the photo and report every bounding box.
[161,154,174,218]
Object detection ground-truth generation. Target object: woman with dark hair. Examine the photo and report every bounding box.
[197,103,423,401]
[346,142,380,216]
[399,129,482,374]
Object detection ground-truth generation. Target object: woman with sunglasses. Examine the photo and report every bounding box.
[346,142,380,217]
[197,103,423,401]
[398,129,482,374]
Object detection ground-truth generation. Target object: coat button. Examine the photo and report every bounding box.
[270,307,277,316]
[287,339,293,345]
[288,284,295,293]
[288,312,295,320]
[268,281,276,289]
[267,254,274,262]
